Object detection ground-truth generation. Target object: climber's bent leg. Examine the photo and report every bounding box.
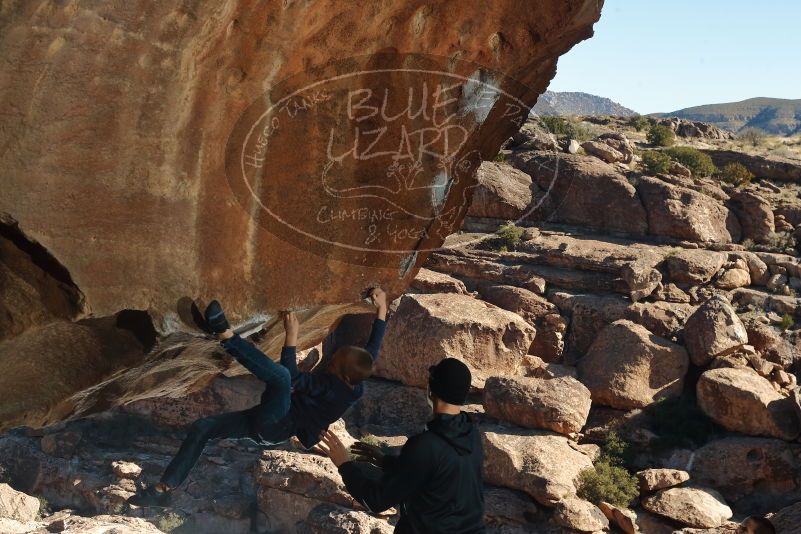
[251,350,294,443]
[222,335,291,391]
[204,301,291,397]
[160,409,253,489]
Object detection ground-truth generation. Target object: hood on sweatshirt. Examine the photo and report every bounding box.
[426,412,476,456]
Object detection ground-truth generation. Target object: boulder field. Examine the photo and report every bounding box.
[3,117,801,532]
[3,1,801,533]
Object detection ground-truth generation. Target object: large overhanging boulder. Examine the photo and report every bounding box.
[0,0,604,430]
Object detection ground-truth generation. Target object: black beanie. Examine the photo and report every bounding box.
[428,358,472,406]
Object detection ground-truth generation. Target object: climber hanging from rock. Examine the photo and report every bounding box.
[127,287,388,507]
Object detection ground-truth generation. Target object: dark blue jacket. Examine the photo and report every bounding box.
[280,318,386,448]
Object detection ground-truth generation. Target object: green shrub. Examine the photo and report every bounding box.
[719,162,754,187]
[496,222,525,251]
[493,151,506,162]
[577,459,639,508]
[780,314,794,331]
[627,114,650,132]
[641,150,672,174]
[647,124,676,147]
[740,128,765,147]
[538,116,596,142]
[480,221,526,252]
[664,146,718,177]
[601,431,634,467]
[540,116,567,135]
[576,432,638,507]
[565,122,597,143]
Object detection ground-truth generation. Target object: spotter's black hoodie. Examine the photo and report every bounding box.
[338,412,485,533]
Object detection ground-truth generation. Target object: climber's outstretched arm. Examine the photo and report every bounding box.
[279,311,329,396]
[364,287,388,361]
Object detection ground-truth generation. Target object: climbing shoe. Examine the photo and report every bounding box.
[127,485,172,508]
[204,300,230,334]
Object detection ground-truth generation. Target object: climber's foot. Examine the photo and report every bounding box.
[204,300,231,335]
[127,485,172,508]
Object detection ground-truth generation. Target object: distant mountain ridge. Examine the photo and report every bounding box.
[652,97,801,136]
[532,91,636,117]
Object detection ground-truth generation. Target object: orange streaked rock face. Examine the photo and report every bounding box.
[0,0,602,324]
[0,0,603,428]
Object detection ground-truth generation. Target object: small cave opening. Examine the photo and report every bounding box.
[115,309,159,353]
[0,214,86,339]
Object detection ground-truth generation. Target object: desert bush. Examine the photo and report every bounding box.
[538,116,596,142]
[641,150,672,174]
[664,146,718,177]
[764,232,796,251]
[566,122,597,142]
[496,221,524,251]
[780,314,794,331]
[577,432,638,507]
[480,221,525,252]
[771,145,793,158]
[740,128,766,147]
[718,162,754,187]
[540,116,567,136]
[627,114,650,132]
[493,151,506,162]
[600,431,633,466]
[647,124,676,147]
[577,460,639,508]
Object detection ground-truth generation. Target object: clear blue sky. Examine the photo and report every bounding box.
[548,1,801,114]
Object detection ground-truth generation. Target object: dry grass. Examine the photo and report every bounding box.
[704,134,801,161]
[595,117,801,162]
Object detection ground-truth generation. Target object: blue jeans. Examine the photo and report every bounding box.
[161,335,293,488]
